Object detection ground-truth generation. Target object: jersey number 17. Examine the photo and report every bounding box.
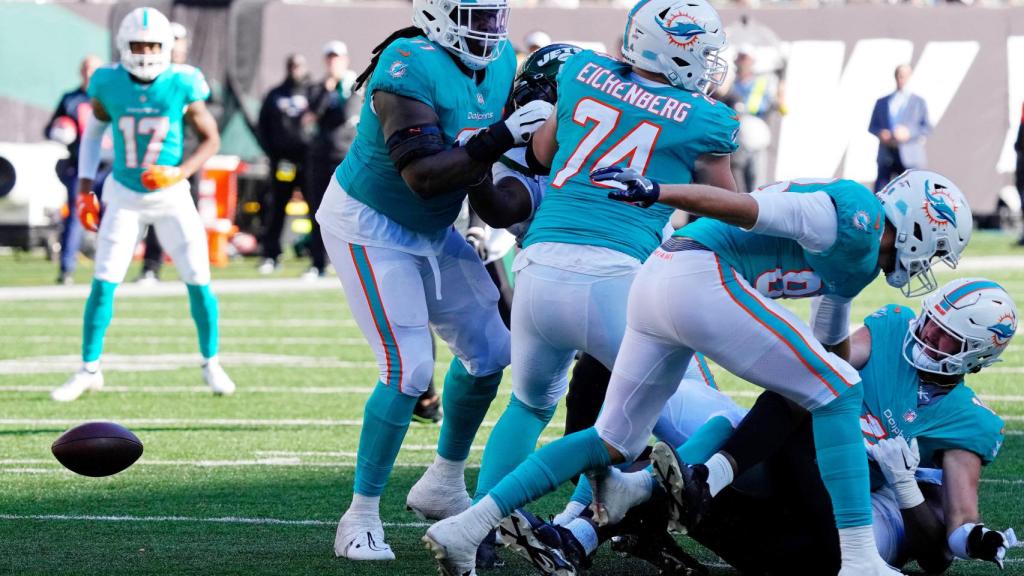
[118,116,170,168]
[551,98,661,188]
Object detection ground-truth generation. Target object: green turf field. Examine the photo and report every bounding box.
[0,233,1022,575]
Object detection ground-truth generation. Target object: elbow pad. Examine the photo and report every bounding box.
[78,113,109,181]
[386,124,445,172]
[810,294,852,346]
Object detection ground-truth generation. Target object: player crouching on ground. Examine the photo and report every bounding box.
[51,7,234,402]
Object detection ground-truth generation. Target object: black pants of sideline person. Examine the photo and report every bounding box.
[304,152,340,274]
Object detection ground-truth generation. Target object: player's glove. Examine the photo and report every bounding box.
[141,165,184,191]
[966,525,1019,569]
[591,166,661,208]
[462,100,554,164]
[867,436,923,509]
[76,192,101,232]
[465,226,489,261]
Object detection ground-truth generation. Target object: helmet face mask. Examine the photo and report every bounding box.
[118,7,173,82]
[621,0,728,93]
[878,170,972,298]
[509,43,582,111]
[902,278,1018,377]
[412,0,509,71]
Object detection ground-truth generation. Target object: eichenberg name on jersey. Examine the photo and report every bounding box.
[575,63,691,123]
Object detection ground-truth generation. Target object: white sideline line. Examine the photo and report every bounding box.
[0,458,466,470]
[0,513,425,528]
[0,417,530,428]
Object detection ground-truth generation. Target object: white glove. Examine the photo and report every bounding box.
[868,436,924,509]
[503,100,553,145]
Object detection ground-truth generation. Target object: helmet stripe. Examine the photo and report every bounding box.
[142,8,148,28]
[939,280,1003,311]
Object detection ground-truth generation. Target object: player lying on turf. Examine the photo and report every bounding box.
[424,160,973,575]
[51,7,234,402]
[456,5,741,569]
[315,0,556,561]
[503,279,1018,575]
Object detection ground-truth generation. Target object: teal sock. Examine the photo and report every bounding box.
[354,381,418,497]
[811,383,872,528]
[474,395,556,500]
[437,358,502,461]
[82,278,117,362]
[676,415,735,465]
[489,427,611,516]
[186,284,219,359]
[569,474,593,506]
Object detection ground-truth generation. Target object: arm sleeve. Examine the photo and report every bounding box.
[77,112,109,181]
[747,190,838,252]
[809,294,854,346]
[366,41,434,108]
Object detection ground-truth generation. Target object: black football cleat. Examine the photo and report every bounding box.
[476,528,505,570]
[498,509,585,575]
[412,393,443,424]
[649,442,713,534]
[604,489,708,576]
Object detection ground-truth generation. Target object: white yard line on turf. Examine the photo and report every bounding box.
[0,353,375,374]
[0,317,358,327]
[0,513,425,528]
[0,417,530,428]
[0,277,342,301]
[2,335,368,346]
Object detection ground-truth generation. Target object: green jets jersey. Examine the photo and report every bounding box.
[859,304,1005,467]
[89,64,210,193]
[334,36,516,234]
[524,51,739,262]
[679,179,883,299]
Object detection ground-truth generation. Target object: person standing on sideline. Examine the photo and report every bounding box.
[868,64,931,192]
[137,21,191,285]
[304,41,359,280]
[45,55,102,285]
[1015,102,1024,246]
[257,54,313,274]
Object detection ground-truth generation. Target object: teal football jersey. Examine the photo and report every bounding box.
[859,304,1005,467]
[89,64,210,193]
[679,179,883,299]
[335,36,516,234]
[524,51,739,262]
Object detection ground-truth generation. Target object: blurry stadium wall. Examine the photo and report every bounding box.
[0,1,1022,215]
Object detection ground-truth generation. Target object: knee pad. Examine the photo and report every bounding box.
[396,353,435,398]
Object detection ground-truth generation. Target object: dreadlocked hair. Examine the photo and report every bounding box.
[354,26,423,92]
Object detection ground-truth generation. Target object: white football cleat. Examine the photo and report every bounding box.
[334,512,395,561]
[202,362,236,396]
[406,463,471,520]
[589,467,653,527]
[51,369,104,402]
[423,516,479,576]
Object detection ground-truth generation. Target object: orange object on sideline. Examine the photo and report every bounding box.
[198,156,243,267]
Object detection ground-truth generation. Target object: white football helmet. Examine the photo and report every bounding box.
[620,0,728,93]
[412,0,509,71]
[117,7,173,81]
[904,278,1017,376]
[877,169,972,297]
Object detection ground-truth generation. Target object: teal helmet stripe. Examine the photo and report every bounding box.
[623,0,656,53]
[142,8,148,27]
[939,280,1004,311]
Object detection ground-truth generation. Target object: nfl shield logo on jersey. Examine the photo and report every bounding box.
[903,409,918,423]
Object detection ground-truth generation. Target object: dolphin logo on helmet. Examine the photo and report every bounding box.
[657,19,705,40]
[924,181,958,226]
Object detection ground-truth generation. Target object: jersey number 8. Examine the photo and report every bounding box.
[551,98,661,188]
[118,116,170,169]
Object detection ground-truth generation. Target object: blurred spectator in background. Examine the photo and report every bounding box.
[257,54,313,274]
[869,64,931,191]
[1016,101,1024,246]
[304,41,360,280]
[523,30,551,53]
[137,21,191,285]
[45,54,102,285]
[722,49,781,193]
